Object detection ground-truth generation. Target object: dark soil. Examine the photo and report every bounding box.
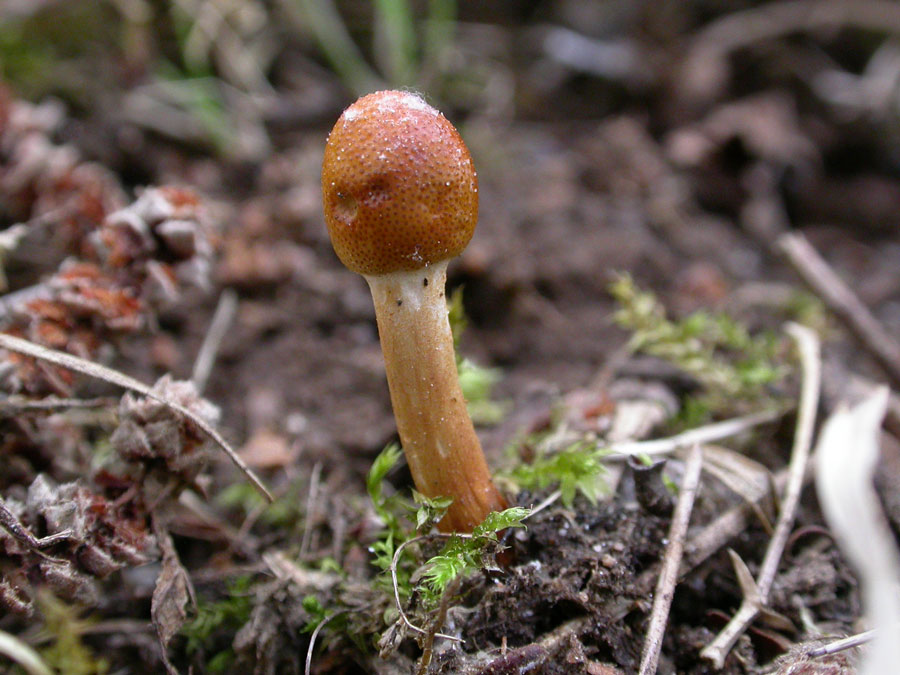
[2,1,899,673]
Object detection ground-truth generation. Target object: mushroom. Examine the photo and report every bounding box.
[321,90,507,532]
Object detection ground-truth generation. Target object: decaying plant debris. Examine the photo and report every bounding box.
[3,2,900,673]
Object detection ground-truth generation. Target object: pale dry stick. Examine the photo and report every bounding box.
[639,444,704,675]
[606,409,782,459]
[191,288,238,394]
[0,630,53,675]
[0,333,273,502]
[750,325,821,593]
[390,533,468,643]
[0,395,116,414]
[807,629,876,658]
[701,323,821,667]
[528,489,563,519]
[299,461,323,559]
[776,232,900,390]
[672,462,798,586]
[417,576,462,675]
[687,0,900,71]
[305,610,348,675]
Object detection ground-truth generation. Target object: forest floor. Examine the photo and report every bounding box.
[2,1,900,673]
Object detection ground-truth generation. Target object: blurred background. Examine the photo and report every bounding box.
[3,0,900,487]
[3,2,900,672]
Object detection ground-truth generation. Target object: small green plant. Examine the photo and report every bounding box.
[610,274,788,419]
[366,444,419,598]
[291,0,459,94]
[506,441,609,507]
[419,507,528,605]
[364,445,526,607]
[35,591,108,675]
[0,2,120,101]
[217,476,306,531]
[367,444,412,538]
[448,288,509,425]
[182,576,254,672]
[301,594,332,633]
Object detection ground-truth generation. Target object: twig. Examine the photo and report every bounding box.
[606,409,782,459]
[754,325,820,594]
[639,444,704,675]
[0,630,53,675]
[775,232,900,390]
[0,395,117,415]
[390,533,466,643]
[299,461,323,559]
[671,462,797,584]
[192,288,238,394]
[807,629,876,658]
[305,610,347,675]
[701,323,821,667]
[417,576,462,675]
[688,0,900,65]
[0,333,273,502]
[528,489,562,518]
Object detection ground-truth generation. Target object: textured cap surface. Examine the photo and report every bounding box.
[322,90,478,276]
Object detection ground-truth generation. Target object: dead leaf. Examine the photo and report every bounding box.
[151,516,194,674]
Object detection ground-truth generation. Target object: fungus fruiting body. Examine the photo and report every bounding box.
[322,90,507,533]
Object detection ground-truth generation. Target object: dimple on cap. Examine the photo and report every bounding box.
[322,90,479,276]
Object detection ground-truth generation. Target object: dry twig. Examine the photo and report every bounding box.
[701,323,821,667]
[639,444,704,675]
[299,461,323,559]
[389,533,466,643]
[775,232,900,390]
[305,610,348,675]
[192,288,238,394]
[0,630,53,675]
[807,629,876,658]
[606,409,782,459]
[0,333,273,502]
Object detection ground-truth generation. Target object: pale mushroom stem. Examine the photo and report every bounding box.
[366,261,507,533]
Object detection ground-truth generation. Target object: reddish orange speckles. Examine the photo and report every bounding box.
[321,90,478,276]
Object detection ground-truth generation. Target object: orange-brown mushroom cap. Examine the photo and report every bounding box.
[322,90,478,276]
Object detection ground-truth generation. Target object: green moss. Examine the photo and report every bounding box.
[0,2,121,101]
[35,591,108,675]
[505,441,609,507]
[182,576,253,671]
[610,274,790,421]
